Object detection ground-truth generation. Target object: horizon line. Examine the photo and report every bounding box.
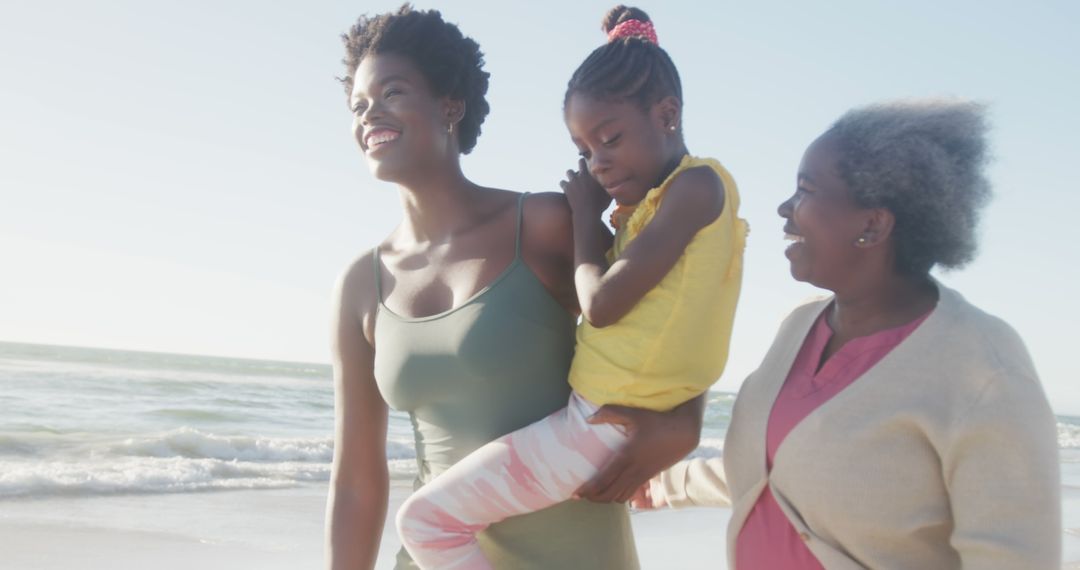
[0,338,331,369]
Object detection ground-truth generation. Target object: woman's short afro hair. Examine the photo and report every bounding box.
[341,5,490,154]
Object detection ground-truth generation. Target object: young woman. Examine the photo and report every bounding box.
[325,7,702,569]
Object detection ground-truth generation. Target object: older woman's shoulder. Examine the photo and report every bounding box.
[927,285,1055,459]
[933,284,1038,379]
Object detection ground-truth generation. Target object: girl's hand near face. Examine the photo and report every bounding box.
[563,163,725,328]
[561,158,612,218]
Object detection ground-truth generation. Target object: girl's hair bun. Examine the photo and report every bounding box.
[602,5,652,34]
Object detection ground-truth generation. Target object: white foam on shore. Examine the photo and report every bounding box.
[3,419,1076,499]
[0,427,420,498]
[0,456,329,498]
[116,427,335,462]
[687,437,724,459]
[1060,422,1080,449]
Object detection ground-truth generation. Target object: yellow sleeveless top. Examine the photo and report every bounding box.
[568,155,748,411]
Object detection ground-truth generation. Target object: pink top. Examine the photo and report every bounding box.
[735,307,931,570]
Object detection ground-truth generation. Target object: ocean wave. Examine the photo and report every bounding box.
[0,430,92,457]
[1,426,418,464]
[144,408,238,422]
[389,458,419,479]
[19,416,1075,499]
[0,429,423,498]
[1060,422,1080,449]
[0,433,44,456]
[686,437,724,460]
[115,427,334,462]
[0,456,330,498]
[2,422,66,434]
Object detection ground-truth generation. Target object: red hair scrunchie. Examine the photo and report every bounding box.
[606,19,658,45]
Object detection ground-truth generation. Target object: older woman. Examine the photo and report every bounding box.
[639,100,1060,569]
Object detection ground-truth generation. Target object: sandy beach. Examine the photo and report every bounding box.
[1,481,730,570]
[6,479,1080,569]
[2,486,327,570]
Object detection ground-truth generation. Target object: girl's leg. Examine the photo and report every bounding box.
[395,392,627,570]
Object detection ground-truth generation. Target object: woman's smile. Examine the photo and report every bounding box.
[363,127,402,155]
[783,231,806,259]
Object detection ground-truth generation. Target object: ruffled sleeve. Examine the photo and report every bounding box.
[624,154,696,238]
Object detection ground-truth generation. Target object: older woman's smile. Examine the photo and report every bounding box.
[783,231,805,256]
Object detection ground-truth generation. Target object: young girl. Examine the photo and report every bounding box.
[395,7,748,568]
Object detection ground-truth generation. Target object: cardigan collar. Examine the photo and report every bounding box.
[740,279,963,484]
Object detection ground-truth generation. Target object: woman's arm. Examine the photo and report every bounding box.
[325,258,390,570]
[561,159,724,328]
[646,457,731,509]
[943,368,1060,569]
[574,393,705,503]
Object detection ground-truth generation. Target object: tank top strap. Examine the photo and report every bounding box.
[371,247,384,302]
[515,192,529,259]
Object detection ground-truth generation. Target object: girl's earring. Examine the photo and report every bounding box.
[856,236,869,245]
[668,124,677,132]
[447,122,454,134]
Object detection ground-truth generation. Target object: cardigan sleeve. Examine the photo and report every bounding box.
[941,369,1060,569]
[649,457,731,508]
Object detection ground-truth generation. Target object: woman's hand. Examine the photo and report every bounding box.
[560,158,612,217]
[628,479,665,510]
[574,394,704,503]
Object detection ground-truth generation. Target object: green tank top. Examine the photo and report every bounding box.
[373,193,638,569]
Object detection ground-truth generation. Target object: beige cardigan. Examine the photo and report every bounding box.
[655,284,1061,569]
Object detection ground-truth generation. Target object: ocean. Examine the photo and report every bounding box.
[0,340,734,500]
[2,340,1078,564]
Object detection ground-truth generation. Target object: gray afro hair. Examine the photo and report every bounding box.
[827,99,992,275]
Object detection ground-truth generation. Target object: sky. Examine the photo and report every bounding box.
[1,1,1077,411]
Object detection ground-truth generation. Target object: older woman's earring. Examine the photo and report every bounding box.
[856,236,869,245]
[668,124,677,132]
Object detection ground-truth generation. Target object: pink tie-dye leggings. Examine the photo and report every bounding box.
[395,391,628,569]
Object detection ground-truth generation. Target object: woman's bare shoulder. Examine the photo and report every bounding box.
[334,248,384,341]
[520,191,573,249]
